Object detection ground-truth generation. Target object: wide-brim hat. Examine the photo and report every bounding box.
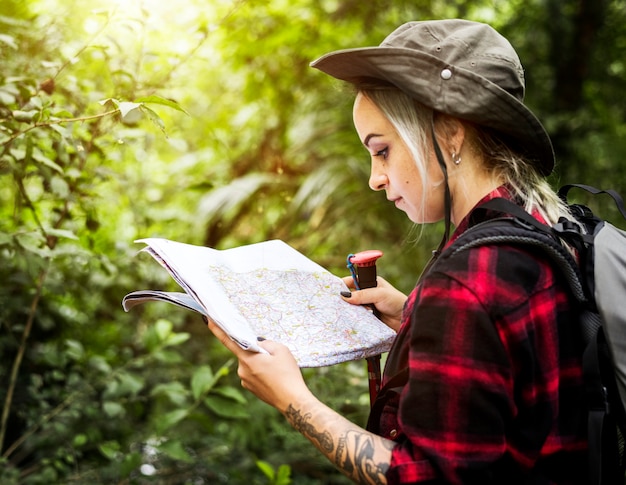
[310,19,554,175]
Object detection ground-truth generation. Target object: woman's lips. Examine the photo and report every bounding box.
[389,197,402,207]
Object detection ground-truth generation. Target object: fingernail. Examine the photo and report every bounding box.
[257,336,266,341]
[340,291,352,298]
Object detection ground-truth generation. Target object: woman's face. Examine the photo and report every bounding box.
[352,93,443,223]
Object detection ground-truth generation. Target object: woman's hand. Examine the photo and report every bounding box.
[341,276,407,332]
[205,318,313,413]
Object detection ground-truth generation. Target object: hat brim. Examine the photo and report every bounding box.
[311,46,554,175]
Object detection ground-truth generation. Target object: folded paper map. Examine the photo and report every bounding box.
[122,238,395,367]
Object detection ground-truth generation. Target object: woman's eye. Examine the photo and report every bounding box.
[375,147,388,159]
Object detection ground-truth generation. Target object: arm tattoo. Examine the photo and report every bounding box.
[285,404,334,453]
[337,431,393,484]
[285,404,393,484]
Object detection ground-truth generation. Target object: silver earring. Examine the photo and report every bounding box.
[452,151,461,165]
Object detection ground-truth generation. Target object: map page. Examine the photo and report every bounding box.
[123,238,396,367]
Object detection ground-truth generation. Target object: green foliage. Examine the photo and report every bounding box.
[1,0,625,483]
[257,460,292,485]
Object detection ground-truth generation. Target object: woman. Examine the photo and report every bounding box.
[208,19,588,484]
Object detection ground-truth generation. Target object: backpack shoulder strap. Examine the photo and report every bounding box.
[366,368,409,434]
[442,198,587,304]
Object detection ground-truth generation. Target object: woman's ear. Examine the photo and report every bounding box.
[450,120,466,156]
[434,114,466,156]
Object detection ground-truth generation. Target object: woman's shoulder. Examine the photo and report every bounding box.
[427,241,563,308]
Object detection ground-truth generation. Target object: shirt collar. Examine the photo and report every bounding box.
[446,185,515,247]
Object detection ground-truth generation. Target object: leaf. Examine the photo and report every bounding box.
[191,365,216,400]
[98,440,121,460]
[0,89,16,105]
[64,339,84,360]
[256,460,275,480]
[119,452,143,478]
[158,440,193,463]
[28,96,43,110]
[117,101,142,119]
[10,147,26,160]
[163,331,190,347]
[116,372,144,396]
[32,151,63,174]
[0,34,18,50]
[49,175,70,197]
[12,109,38,122]
[45,228,78,240]
[141,105,166,134]
[0,231,12,245]
[152,349,183,364]
[0,134,11,147]
[15,232,49,257]
[158,409,189,431]
[212,385,247,404]
[72,434,87,447]
[88,356,112,374]
[134,95,189,115]
[99,97,119,108]
[203,395,250,419]
[154,319,172,341]
[49,124,68,136]
[99,98,142,122]
[151,381,189,406]
[102,401,125,418]
[276,464,292,485]
[51,109,75,118]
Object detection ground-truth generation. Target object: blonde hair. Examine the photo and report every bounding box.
[357,84,571,226]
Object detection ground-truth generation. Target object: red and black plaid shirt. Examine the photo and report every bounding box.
[379,187,588,484]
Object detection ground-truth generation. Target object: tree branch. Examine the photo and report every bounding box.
[0,264,49,453]
[1,109,120,148]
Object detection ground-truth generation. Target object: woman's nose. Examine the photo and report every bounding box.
[369,165,387,191]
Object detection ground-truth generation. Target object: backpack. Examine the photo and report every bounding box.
[444,184,626,485]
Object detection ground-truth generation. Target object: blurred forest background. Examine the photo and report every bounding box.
[1,0,625,483]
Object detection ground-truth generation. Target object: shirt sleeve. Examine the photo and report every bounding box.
[387,244,567,484]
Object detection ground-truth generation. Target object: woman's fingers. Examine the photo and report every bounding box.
[204,316,248,357]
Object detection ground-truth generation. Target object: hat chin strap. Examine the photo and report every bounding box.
[430,123,452,258]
